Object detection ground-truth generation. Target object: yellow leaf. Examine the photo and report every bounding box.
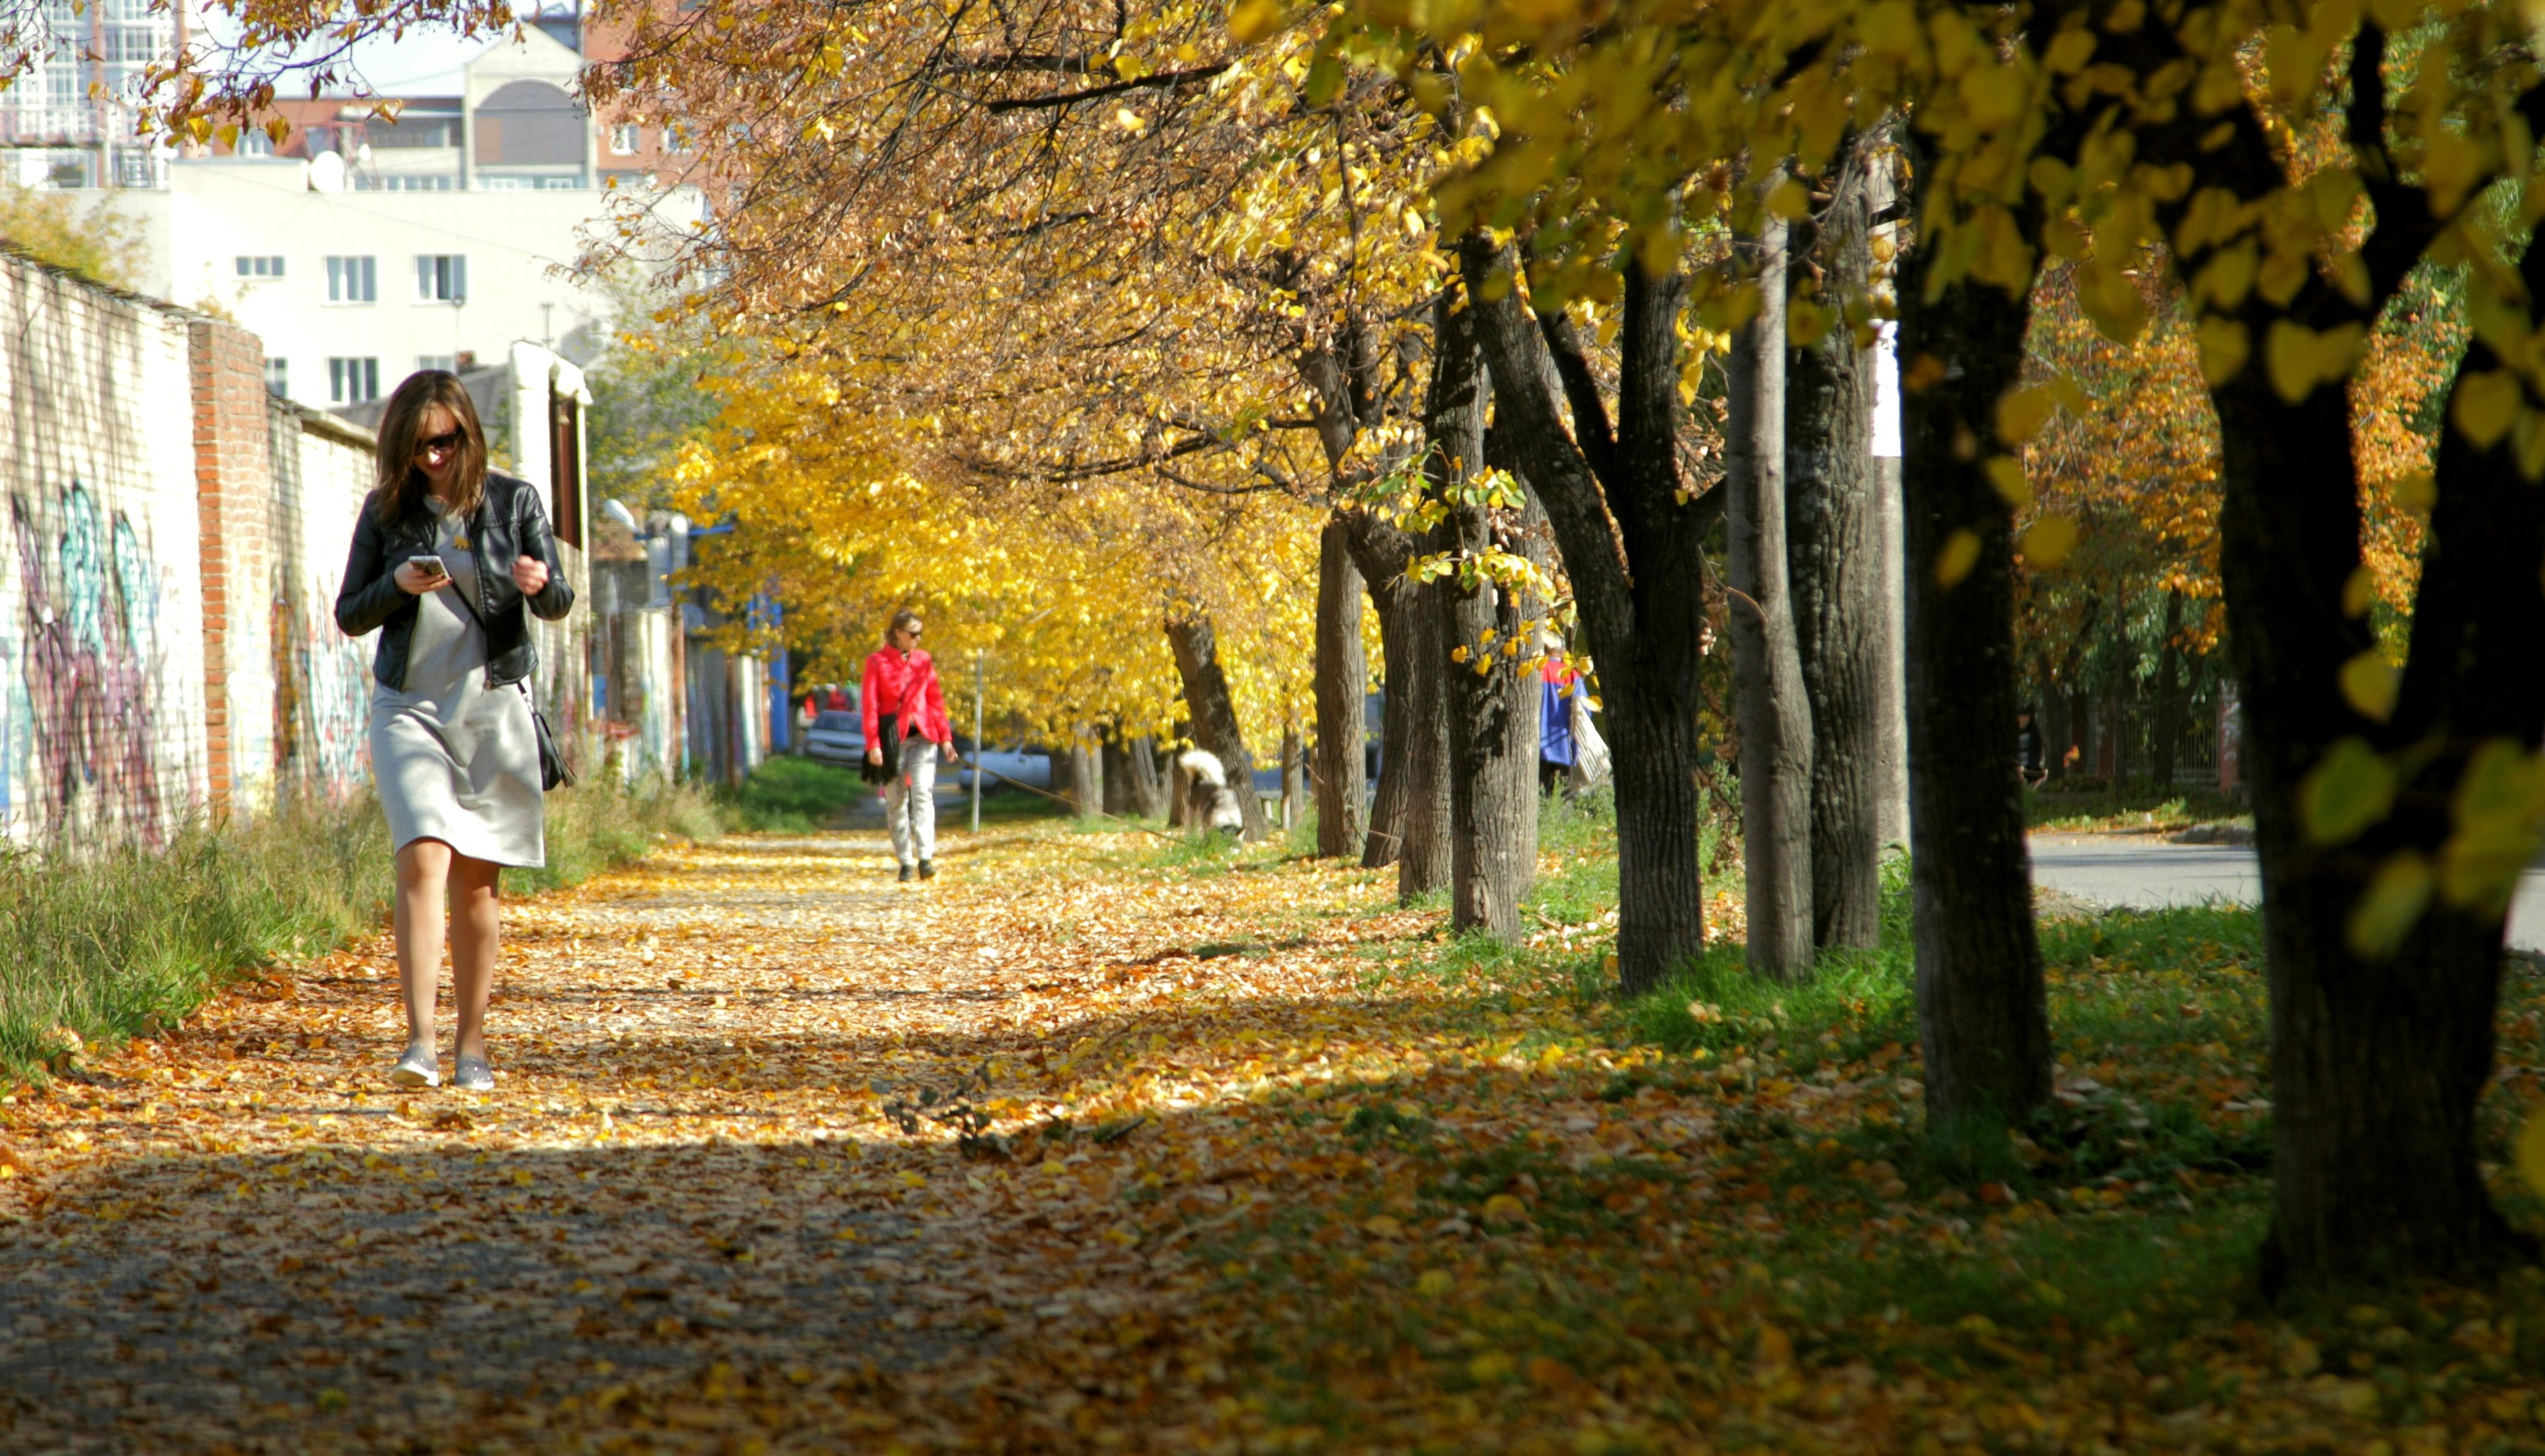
[2197,316,2250,386]
[1482,1193,1528,1224]
[1764,178,1811,221]
[2338,650,2398,723]
[2020,515,2079,568]
[2341,566,2375,618]
[2346,852,2433,959]
[1995,387,2055,445]
[1984,456,2032,511]
[2267,320,2324,402]
[2043,28,2097,73]
[2390,471,2436,512]
[2454,371,2524,449]
[1226,0,1286,42]
[1935,529,1983,589]
[2301,736,2394,847]
[2515,1109,2545,1197]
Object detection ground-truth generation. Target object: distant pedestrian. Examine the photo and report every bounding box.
[863,610,960,882]
[335,370,574,1094]
[2017,704,2048,789]
[1539,658,1578,797]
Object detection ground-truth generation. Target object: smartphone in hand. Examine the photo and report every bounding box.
[406,554,449,581]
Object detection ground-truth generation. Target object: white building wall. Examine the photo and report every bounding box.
[92,165,700,412]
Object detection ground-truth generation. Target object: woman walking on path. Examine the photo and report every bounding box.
[334,371,575,1092]
[863,610,959,882]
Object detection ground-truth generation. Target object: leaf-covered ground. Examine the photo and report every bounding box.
[3,819,2544,1453]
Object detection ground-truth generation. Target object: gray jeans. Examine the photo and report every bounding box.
[886,734,937,866]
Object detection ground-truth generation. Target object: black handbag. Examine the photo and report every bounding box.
[526,684,576,791]
[860,714,898,785]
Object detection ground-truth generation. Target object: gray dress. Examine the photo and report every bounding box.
[369,500,545,866]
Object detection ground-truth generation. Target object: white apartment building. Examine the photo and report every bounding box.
[42,20,702,412]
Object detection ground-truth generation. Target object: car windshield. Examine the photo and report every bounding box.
[812,712,859,731]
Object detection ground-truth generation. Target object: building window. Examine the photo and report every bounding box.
[328,357,379,405]
[233,255,284,278]
[356,173,457,191]
[608,122,637,155]
[664,121,692,154]
[263,358,288,397]
[239,130,273,157]
[533,175,580,190]
[479,176,529,191]
[324,255,377,304]
[417,354,456,373]
[414,253,466,304]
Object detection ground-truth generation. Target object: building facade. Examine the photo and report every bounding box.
[26,17,700,413]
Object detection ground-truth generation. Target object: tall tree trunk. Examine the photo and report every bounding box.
[1164,614,1270,840]
[1430,294,1539,938]
[2151,587,2184,793]
[1066,731,1101,817]
[1121,735,1165,819]
[1313,518,1368,857]
[1343,514,1449,889]
[1725,200,1816,979]
[1102,737,1133,817]
[2212,257,2545,1291]
[1460,236,1715,992]
[1280,719,1303,832]
[1785,148,1886,952]
[1396,589,1455,899]
[1896,171,2052,1134]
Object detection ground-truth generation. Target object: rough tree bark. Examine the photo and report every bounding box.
[1298,326,1446,888]
[2208,205,2545,1291]
[1164,614,1270,840]
[1066,732,1101,817]
[1116,736,1166,819]
[1725,200,1816,979]
[1312,519,1368,857]
[1342,514,1451,893]
[1280,720,1303,831]
[1428,295,1540,938]
[2150,587,2185,793]
[1895,152,2053,1134]
[1785,147,1886,950]
[1460,235,1717,993]
[1102,738,1133,817]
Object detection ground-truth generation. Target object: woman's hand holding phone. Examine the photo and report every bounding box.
[395,556,449,595]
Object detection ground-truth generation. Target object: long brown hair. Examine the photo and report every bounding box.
[370,370,490,525]
[883,608,924,648]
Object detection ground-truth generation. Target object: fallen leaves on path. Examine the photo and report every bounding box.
[2,824,2542,1453]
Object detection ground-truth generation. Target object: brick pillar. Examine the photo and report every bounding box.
[190,317,277,821]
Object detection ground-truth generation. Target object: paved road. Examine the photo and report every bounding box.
[2028,832,2545,952]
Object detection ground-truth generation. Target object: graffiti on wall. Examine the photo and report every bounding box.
[3,480,179,844]
[271,571,371,793]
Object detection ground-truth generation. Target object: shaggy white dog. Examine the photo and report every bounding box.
[1176,748,1249,837]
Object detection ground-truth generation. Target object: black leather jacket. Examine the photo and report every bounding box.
[334,472,576,691]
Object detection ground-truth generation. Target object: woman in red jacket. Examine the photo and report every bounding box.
[862,609,959,881]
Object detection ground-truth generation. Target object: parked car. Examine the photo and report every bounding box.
[956,743,1053,792]
[801,710,866,767]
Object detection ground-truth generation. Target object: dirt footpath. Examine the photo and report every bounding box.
[0,830,1234,1453]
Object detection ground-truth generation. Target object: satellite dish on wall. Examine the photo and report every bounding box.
[308,151,346,193]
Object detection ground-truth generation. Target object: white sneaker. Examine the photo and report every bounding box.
[453,1055,495,1093]
[390,1045,440,1089]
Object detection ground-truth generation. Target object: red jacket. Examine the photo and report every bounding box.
[861,647,951,748]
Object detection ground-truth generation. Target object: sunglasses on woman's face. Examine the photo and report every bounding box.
[414,428,466,460]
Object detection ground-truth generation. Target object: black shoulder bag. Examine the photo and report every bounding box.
[440,573,576,792]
